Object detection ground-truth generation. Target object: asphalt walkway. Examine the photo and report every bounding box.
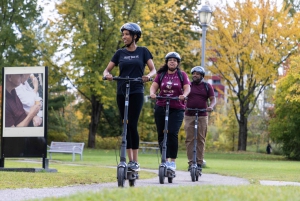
[0,167,299,201]
[0,168,248,201]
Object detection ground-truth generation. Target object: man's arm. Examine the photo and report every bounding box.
[207,96,216,112]
[16,104,40,127]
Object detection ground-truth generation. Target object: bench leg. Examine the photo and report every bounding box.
[80,154,83,161]
[72,153,75,162]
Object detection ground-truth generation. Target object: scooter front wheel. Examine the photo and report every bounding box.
[159,166,165,184]
[117,167,126,187]
[191,167,196,182]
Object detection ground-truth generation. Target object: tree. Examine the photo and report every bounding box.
[0,0,44,78]
[46,0,205,147]
[47,0,143,148]
[206,0,300,150]
[269,55,300,159]
[140,0,201,70]
[284,0,300,16]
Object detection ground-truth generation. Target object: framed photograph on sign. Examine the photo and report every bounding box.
[2,67,47,137]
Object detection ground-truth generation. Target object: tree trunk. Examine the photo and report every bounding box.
[88,95,103,148]
[238,114,248,151]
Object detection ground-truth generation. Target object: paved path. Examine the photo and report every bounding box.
[0,169,249,201]
[1,167,299,201]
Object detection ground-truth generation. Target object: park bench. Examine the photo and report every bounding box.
[47,142,85,161]
[140,141,159,154]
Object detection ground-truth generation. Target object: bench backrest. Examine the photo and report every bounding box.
[49,142,85,153]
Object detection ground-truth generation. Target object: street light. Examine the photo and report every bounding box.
[198,5,212,69]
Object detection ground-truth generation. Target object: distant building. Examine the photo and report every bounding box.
[206,74,225,100]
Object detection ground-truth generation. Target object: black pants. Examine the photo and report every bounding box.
[154,105,184,159]
[117,93,144,149]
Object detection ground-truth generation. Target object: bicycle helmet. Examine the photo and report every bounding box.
[191,66,205,76]
[165,52,181,63]
[120,22,142,42]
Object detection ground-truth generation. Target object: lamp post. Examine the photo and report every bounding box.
[199,5,212,69]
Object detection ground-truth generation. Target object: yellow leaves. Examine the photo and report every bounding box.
[209,0,300,81]
[281,55,300,103]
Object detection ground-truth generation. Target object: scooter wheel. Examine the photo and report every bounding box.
[117,167,126,187]
[129,179,135,187]
[159,166,165,184]
[168,177,173,183]
[191,167,196,182]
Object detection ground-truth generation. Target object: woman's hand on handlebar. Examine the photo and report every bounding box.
[149,93,156,99]
[179,95,187,101]
[104,74,113,81]
[142,75,152,83]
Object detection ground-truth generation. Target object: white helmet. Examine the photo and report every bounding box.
[191,66,205,76]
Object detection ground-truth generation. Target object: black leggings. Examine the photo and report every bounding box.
[154,105,184,159]
[117,93,144,149]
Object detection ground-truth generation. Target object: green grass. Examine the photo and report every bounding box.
[201,152,299,184]
[1,149,300,201]
[40,186,300,201]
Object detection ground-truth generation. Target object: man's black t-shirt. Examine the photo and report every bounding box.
[111,46,153,95]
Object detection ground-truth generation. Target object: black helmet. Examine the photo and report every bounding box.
[165,52,181,63]
[120,22,142,41]
[191,66,205,76]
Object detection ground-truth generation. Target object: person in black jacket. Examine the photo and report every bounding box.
[266,143,272,154]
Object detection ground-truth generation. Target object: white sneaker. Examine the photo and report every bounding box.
[127,161,134,168]
[169,161,176,170]
[131,162,140,171]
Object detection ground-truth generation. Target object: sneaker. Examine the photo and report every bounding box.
[165,161,170,167]
[130,162,140,171]
[169,161,176,170]
[127,161,134,168]
[188,164,191,171]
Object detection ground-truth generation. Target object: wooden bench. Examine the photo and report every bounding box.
[47,142,85,161]
[140,141,159,154]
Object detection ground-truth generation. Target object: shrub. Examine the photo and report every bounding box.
[48,131,68,144]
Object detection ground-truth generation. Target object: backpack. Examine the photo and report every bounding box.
[158,69,184,87]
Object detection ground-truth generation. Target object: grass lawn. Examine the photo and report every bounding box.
[40,186,300,201]
[1,149,299,200]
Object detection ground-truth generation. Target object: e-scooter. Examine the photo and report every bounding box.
[154,96,183,184]
[103,76,151,187]
[186,108,207,182]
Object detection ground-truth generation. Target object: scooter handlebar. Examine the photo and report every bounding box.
[186,108,207,112]
[148,96,188,100]
[103,76,153,82]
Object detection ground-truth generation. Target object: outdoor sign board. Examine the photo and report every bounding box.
[0,67,48,168]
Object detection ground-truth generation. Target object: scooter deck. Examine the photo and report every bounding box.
[166,168,176,178]
[127,169,141,172]
[166,167,175,172]
[127,170,139,180]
